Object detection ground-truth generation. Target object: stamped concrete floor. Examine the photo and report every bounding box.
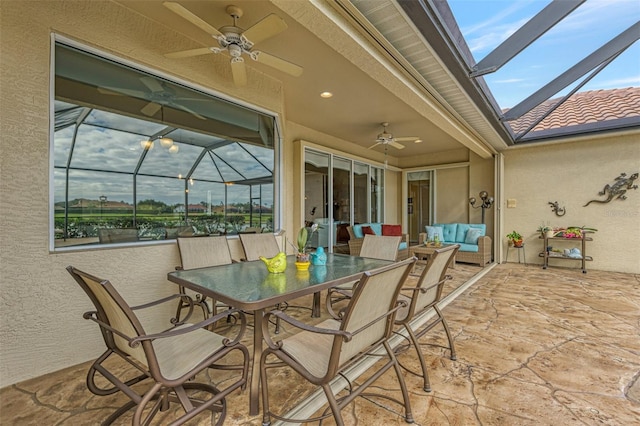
[1,263,639,425]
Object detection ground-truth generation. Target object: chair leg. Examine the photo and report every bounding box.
[434,305,457,360]
[385,341,414,424]
[322,382,345,426]
[404,324,432,392]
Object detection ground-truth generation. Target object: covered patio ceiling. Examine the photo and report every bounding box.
[113,0,639,158]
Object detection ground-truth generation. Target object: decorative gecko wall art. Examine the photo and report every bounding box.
[584,172,638,207]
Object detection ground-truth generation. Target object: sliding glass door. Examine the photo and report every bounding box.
[304,148,384,253]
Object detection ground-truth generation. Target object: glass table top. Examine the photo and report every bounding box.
[168,253,393,310]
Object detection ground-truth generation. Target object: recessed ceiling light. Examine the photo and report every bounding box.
[320,91,333,98]
[414,139,423,143]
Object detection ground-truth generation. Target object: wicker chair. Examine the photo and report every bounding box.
[66,266,249,426]
[394,244,459,392]
[347,226,410,260]
[259,258,416,426]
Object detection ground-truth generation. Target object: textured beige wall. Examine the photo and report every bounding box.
[0,0,287,387]
[502,134,640,273]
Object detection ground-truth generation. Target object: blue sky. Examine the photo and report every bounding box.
[448,0,640,108]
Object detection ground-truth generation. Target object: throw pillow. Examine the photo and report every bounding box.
[465,228,483,244]
[425,226,444,242]
[362,226,376,235]
[382,224,402,236]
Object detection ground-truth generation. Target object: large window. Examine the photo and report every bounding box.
[52,41,279,249]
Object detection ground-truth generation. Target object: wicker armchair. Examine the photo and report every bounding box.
[347,225,409,260]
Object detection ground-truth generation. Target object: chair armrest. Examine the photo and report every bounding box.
[348,238,364,256]
[261,310,352,349]
[477,235,491,251]
[131,308,247,347]
[130,293,194,323]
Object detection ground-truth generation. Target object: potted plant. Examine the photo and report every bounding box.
[290,224,319,269]
[537,224,554,238]
[506,230,523,247]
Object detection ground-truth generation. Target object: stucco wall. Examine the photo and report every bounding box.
[0,0,288,387]
[502,134,640,273]
[0,0,407,387]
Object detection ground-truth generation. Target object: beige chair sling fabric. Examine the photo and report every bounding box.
[395,243,459,392]
[176,236,234,322]
[259,258,416,426]
[66,266,248,425]
[239,233,281,261]
[359,234,402,261]
[326,234,403,313]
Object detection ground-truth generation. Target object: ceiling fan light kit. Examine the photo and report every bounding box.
[163,2,303,86]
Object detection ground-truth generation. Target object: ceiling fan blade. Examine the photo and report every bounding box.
[140,102,162,117]
[98,87,147,98]
[230,58,247,87]
[165,47,213,59]
[163,2,223,37]
[140,76,164,93]
[174,104,206,120]
[394,137,419,142]
[243,14,287,45]
[253,51,303,77]
[368,142,382,149]
[389,141,406,150]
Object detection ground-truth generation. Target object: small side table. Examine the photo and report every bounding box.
[506,244,526,265]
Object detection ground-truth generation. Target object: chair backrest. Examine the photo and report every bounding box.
[359,234,402,261]
[409,244,459,316]
[331,258,415,372]
[66,266,148,366]
[239,233,280,261]
[177,236,233,270]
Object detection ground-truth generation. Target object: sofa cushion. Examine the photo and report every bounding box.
[425,226,444,242]
[382,224,402,236]
[398,242,407,250]
[456,242,479,252]
[353,223,383,238]
[362,226,376,235]
[433,223,457,243]
[455,223,486,243]
[369,223,382,236]
[465,228,483,244]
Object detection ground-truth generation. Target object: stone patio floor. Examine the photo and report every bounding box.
[1,262,638,425]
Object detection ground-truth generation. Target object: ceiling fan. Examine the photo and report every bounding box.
[98,76,206,120]
[368,122,422,150]
[163,2,303,86]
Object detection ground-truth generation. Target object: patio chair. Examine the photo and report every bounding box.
[394,244,459,392]
[66,266,249,426]
[239,232,286,333]
[175,236,235,326]
[239,232,281,261]
[326,234,402,316]
[259,257,416,426]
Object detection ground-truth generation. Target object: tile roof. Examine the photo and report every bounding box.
[506,87,640,138]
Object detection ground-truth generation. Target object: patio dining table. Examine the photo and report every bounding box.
[167,253,394,415]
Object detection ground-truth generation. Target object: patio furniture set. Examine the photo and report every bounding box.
[66,233,460,425]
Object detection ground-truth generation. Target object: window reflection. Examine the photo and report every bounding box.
[53,42,277,249]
